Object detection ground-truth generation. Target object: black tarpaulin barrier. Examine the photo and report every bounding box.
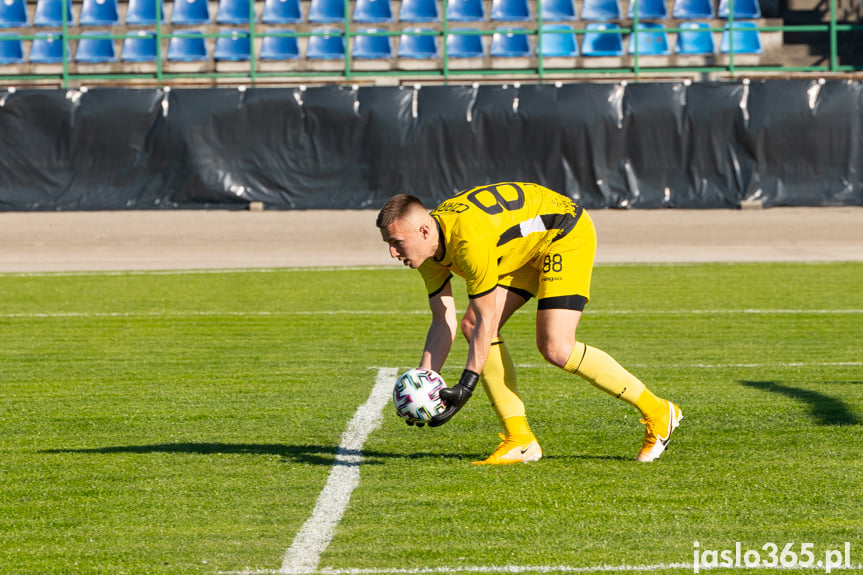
[1,80,862,211]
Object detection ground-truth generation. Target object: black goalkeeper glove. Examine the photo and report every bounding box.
[429,370,479,428]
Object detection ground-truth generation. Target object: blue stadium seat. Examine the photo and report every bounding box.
[399,0,438,22]
[170,0,210,24]
[581,22,623,55]
[353,28,393,57]
[398,28,438,57]
[167,31,208,60]
[76,32,117,62]
[540,0,576,21]
[674,21,715,53]
[446,29,483,56]
[538,24,578,56]
[30,32,66,62]
[628,22,670,55]
[0,0,28,27]
[214,29,250,60]
[581,0,620,20]
[122,31,158,61]
[306,28,345,58]
[354,0,393,22]
[672,0,714,18]
[626,0,667,19]
[491,27,530,56]
[262,0,302,22]
[446,0,484,21]
[718,0,760,18]
[260,33,300,59]
[126,0,165,24]
[34,0,73,26]
[79,0,119,25]
[720,21,762,53]
[491,0,530,20]
[217,0,254,23]
[308,0,344,22]
[0,34,24,63]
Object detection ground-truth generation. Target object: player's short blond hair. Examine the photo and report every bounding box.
[375,194,428,228]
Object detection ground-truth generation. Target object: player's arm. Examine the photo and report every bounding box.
[419,281,458,373]
[463,289,498,376]
[428,289,496,427]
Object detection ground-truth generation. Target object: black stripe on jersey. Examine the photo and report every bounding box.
[496,205,583,247]
[547,205,583,242]
[428,274,452,298]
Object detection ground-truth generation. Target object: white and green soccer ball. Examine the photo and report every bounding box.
[393,368,448,423]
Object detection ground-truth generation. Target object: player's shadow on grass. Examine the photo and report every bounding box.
[42,443,477,465]
[739,380,862,426]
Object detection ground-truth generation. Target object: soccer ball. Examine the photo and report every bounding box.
[393,368,447,423]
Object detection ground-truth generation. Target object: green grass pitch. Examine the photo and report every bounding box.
[0,263,861,575]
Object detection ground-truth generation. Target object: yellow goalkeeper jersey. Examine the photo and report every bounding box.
[419,182,583,298]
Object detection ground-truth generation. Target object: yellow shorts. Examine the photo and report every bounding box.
[498,210,597,310]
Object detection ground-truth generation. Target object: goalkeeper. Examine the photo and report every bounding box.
[376,182,682,465]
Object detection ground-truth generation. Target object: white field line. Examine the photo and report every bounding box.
[517,361,863,370]
[2,309,863,320]
[0,266,398,278]
[232,561,863,574]
[279,367,397,575]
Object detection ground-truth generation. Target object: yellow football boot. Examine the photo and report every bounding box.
[473,433,543,465]
[637,400,683,462]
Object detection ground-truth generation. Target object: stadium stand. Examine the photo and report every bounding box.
[167,31,208,60]
[398,27,438,57]
[79,0,120,25]
[446,0,485,21]
[538,24,578,56]
[0,34,25,62]
[540,0,577,21]
[673,21,716,53]
[121,30,158,61]
[627,0,668,19]
[491,0,531,21]
[75,31,117,61]
[262,0,302,22]
[170,0,210,24]
[125,0,165,24]
[29,32,66,62]
[672,0,715,18]
[581,22,624,55]
[0,0,850,86]
[216,0,255,24]
[353,0,393,22]
[628,21,671,54]
[33,0,73,26]
[720,20,763,52]
[0,0,28,27]
[398,0,438,21]
[491,27,531,56]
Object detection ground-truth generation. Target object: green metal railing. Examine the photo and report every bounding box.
[0,0,858,88]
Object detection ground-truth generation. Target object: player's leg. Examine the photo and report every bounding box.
[461,285,541,465]
[536,212,681,462]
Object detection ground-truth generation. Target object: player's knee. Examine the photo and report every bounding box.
[536,338,573,369]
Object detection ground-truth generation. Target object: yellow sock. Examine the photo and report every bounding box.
[564,342,664,419]
[503,415,534,441]
[480,337,527,424]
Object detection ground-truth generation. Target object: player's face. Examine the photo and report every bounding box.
[380,218,430,269]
